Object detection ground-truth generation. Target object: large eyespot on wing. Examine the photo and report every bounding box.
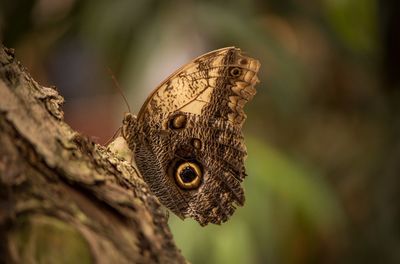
[147,114,249,226]
[137,47,260,126]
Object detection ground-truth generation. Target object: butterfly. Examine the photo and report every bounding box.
[122,47,260,225]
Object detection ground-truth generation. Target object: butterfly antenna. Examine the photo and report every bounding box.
[104,127,122,146]
[107,67,132,113]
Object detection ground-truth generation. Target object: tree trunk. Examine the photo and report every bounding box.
[0,46,186,264]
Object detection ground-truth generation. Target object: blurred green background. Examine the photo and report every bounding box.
[1,0,399,263]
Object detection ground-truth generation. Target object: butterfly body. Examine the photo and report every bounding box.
[123,47,260,225]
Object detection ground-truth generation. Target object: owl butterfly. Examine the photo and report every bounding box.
[122,47,260,226]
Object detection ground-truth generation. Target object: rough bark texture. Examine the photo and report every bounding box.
[0,46,186,264]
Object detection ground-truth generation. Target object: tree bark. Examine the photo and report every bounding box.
[0,46,186,264]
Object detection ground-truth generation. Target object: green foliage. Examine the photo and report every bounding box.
[323,0,378,56]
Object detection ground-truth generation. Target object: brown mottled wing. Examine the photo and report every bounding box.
[132,47,260,225]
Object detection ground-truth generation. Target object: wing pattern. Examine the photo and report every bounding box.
[128,47,260,225]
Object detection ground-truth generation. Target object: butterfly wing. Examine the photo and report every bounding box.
[130,47,260,225]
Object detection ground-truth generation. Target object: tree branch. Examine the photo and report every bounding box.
[0,46,186,264]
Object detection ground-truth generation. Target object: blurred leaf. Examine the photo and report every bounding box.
[323,0,378,56]
[246,137,344,229]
